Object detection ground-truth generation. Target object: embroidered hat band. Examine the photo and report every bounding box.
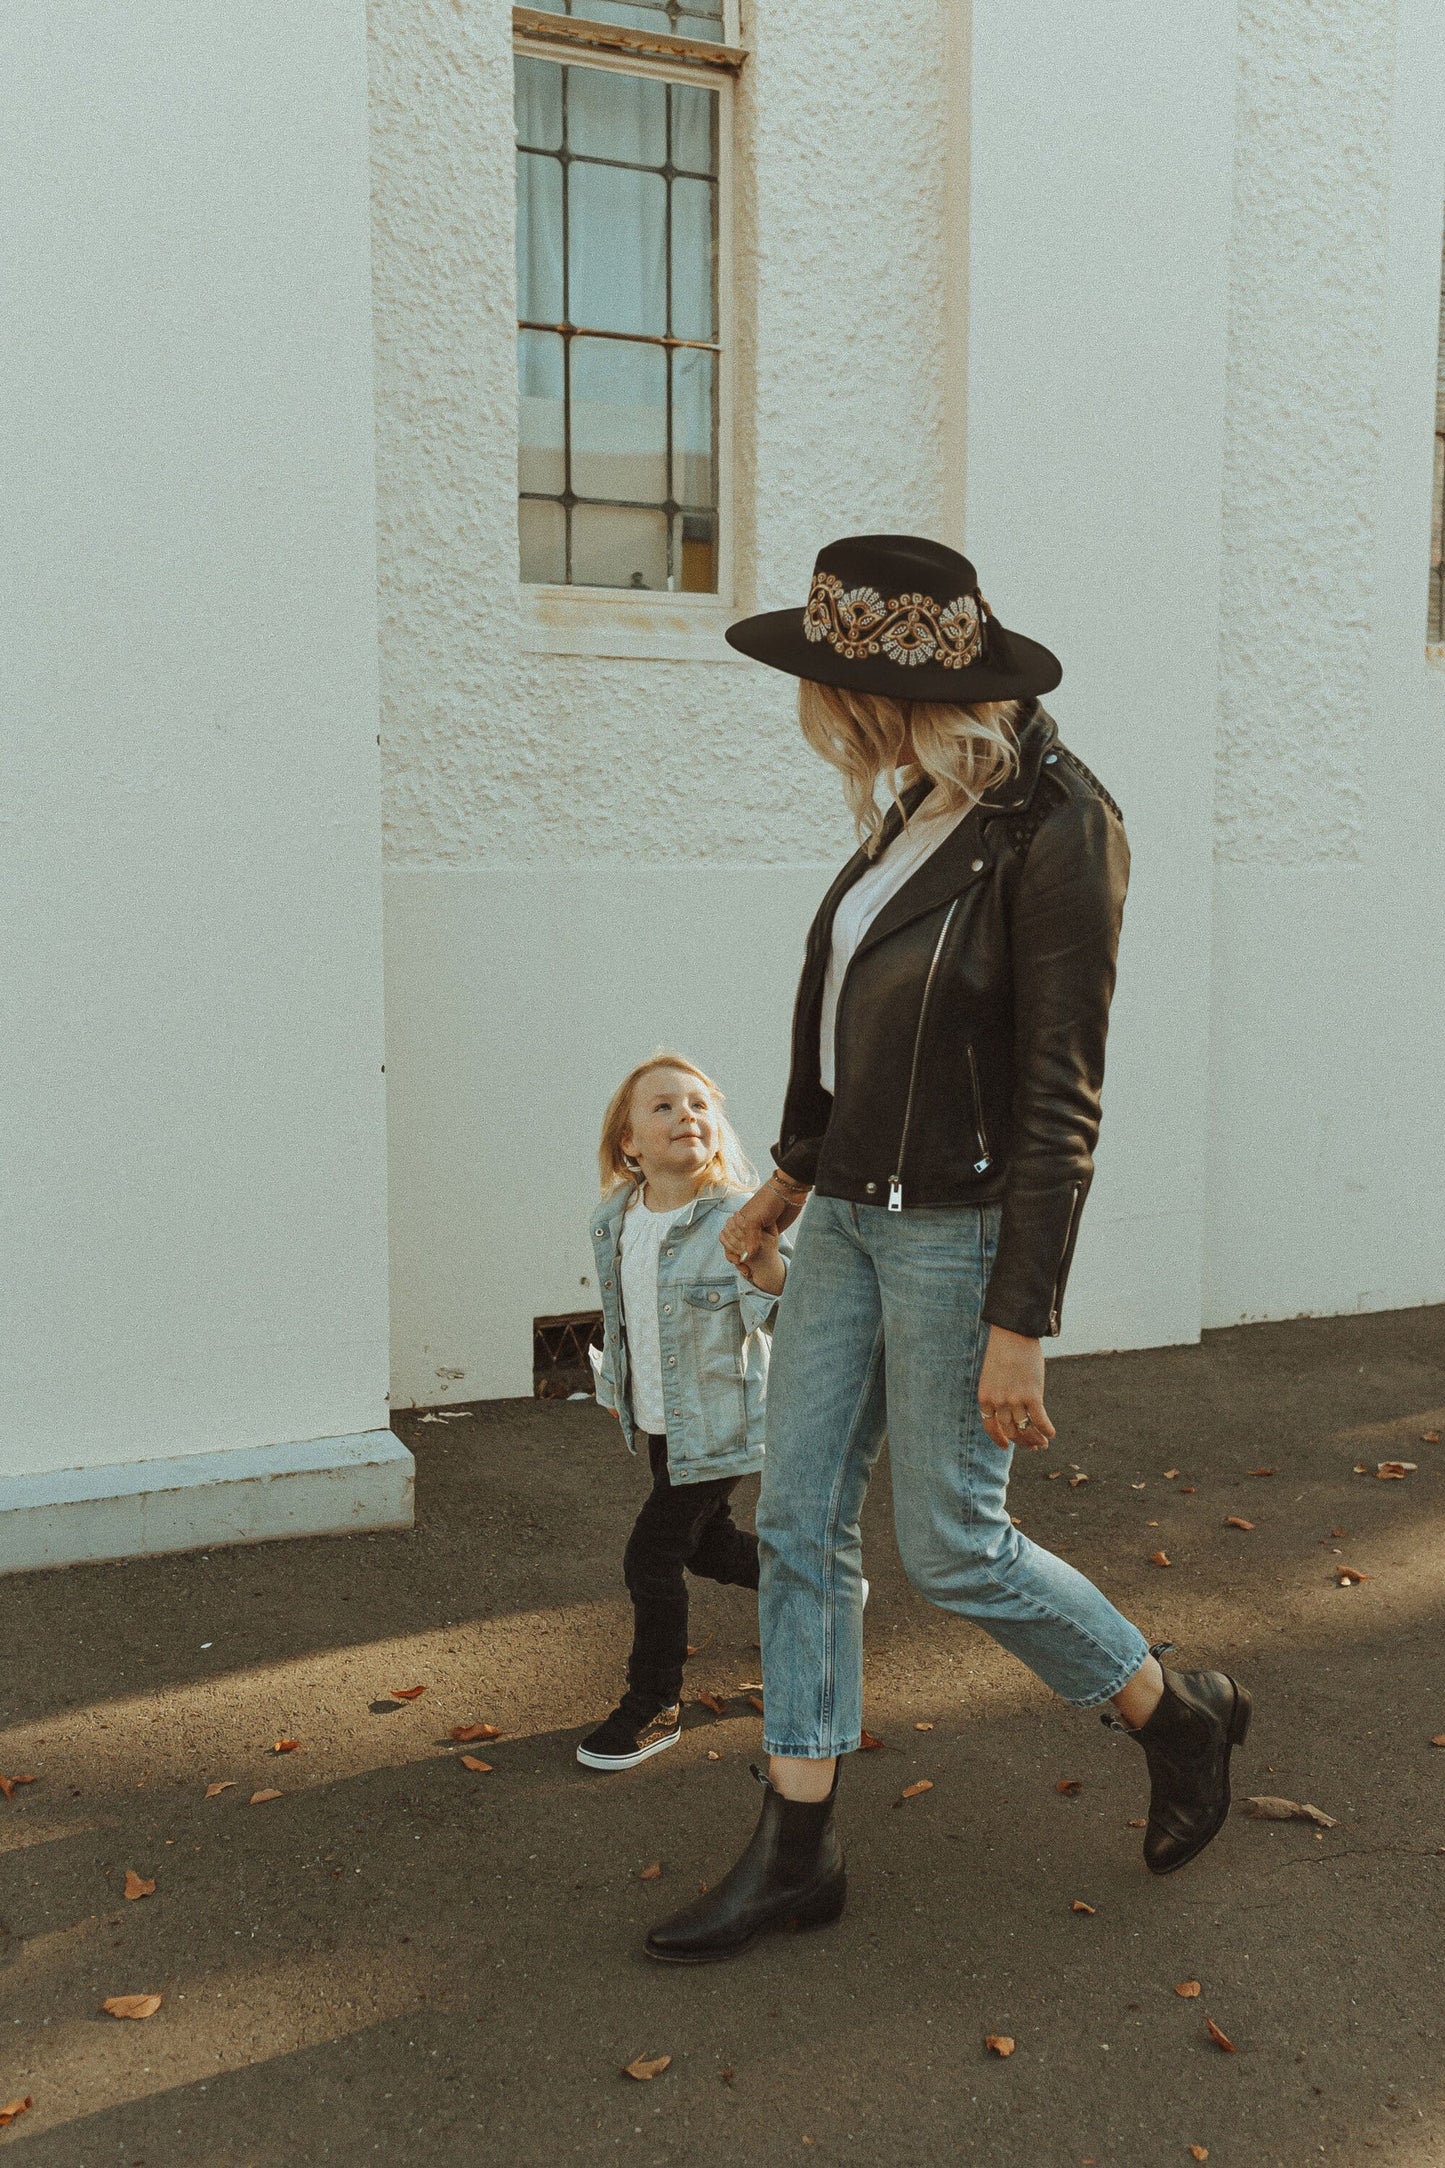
[802,569,986,671]
[724,534,1062,700]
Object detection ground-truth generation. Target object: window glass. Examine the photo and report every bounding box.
[514,53,722,593]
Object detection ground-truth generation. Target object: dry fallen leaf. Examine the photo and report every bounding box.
[0,2099,33,2128]
[1175,1980,1202,1998]
[1181,1485,1197,1494]
[451,1724,501,1743]
[1127,1817,1146,1828]
[1246,1466,1275,1477]
[745,1694,765,1715]
[859,1729,885,1751]
[638,1862,663,1881]
[1150,1550,1172,1568]
[686,1634,713,1657]
[273,1739,300,1754]
[1335,1566,1368,1586]
[0,1774,37,1803]
[1330,1526,1347,1538]
[388,1685,427,1701]
[1163,1468,1180,1480]
[1056,1778,1084,1795]
[1206,2019,1236,2054]
[1352,1462,1371,1475]
[123,1871,155,1901]
[622,2053,671,2082]
[1224,1516,1256,1531]
[1245,1796,1338,1828]
[102,1994,161,2021]
[696,1691,727,1716]
[899,1779,934,1802]
[248,1789,282,1805]
[1189,2149,1210,2162]
[914,1721,935,1732]
[459,1756,492,1773]
[1430,1735,1445,1749]
[1376,1461,1417,1479]
[705,1749,722,1761]
[984,2034,1016,2057]
[203,1781,234,1800]
[1069,1473,1089,1488]
[1422,1430,1441,1445]
[1071,1899,1096,1915]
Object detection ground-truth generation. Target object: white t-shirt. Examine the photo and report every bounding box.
[819,790,973,1092]
[620,1197,690,1436]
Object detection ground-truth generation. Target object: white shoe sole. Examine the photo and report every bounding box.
[576,1725,682,1772]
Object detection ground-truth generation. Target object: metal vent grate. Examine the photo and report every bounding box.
[533,1310,605,1398]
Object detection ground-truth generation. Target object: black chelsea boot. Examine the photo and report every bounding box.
[644,1763,846,1965]
[1113,1651,1252,1874]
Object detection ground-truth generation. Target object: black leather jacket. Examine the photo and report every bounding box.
[772,703,1129,1340]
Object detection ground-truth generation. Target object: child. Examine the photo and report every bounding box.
[579,1053,788,1772]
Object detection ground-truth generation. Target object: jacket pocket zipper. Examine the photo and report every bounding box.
[965,1044,993,1174]
[888,898,961,1210]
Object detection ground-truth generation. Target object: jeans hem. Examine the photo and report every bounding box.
[762,1736,860,1759]
[1053,1630,1151,1710]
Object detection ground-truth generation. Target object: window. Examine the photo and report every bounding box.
[513,7,736,600]
[1431,224,1445,648]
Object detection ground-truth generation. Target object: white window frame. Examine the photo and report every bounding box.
[512,6,744,663]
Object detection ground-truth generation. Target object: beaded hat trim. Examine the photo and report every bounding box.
[802,569,986,671]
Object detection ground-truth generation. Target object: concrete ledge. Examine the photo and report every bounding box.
[0,1430,414,1577]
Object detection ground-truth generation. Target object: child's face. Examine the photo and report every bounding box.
[622,1067,718,1187]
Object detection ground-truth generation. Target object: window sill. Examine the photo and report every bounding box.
[519,587,748,664]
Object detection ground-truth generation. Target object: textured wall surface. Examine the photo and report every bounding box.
[1214,0,1398,864]
[367,0,956,869]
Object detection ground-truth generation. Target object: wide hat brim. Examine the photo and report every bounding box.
[725,605,1062,703]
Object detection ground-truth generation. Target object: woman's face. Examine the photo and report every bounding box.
[622,1067,717,1185]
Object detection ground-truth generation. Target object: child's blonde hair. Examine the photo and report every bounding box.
[598,1052,756,1198]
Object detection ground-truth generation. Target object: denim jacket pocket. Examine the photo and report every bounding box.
[683,1280,741,1312]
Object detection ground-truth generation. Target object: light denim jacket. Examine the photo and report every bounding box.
[588,1184,788,1484]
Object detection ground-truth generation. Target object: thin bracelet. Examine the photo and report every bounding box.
[769,1170,811,1203]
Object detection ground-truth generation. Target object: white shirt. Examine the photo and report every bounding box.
[620,1198,690,1436]
[819,791,973,1091]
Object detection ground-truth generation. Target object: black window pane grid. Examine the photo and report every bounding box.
[516,55,720,592]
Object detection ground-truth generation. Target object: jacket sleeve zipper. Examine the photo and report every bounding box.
[1049,1181,1083,1331]
[888,897,961,1210]
[964,1043,993,1174]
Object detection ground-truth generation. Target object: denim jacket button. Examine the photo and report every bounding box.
[708,1292,719,1303]
[663,1303,672,1314]
[667,1356,676,1366]
[604,1279,613,1290]
[865,1181,876,1194]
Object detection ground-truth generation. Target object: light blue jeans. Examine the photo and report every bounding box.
[756,1196,1150,1758]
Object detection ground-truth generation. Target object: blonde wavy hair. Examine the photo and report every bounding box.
[799,680,1023,854]
[598,1051,756,1199]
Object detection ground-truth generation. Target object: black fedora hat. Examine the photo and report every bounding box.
[725,533,1061,703]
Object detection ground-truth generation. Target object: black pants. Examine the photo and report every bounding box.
[624,1434,760,1710]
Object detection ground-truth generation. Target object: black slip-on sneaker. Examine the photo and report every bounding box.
[576,1699,682,1772]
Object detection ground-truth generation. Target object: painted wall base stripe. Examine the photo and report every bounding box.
[0,1430,414,1577]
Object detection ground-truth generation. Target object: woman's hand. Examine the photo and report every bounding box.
[978,1325,1056,1451]
[734,1220,786,1295]
[721,1181,799,1277]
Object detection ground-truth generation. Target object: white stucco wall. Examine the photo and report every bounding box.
[3,2,399,1549]
[1204,0,1445,1324]
[373,0,1444,1407]
[371,0,968,1402]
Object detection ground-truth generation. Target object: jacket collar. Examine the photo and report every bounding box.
[807,701,1057,965]
[595,1182,731,1236]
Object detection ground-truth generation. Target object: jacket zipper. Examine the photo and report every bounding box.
[888,898,961,1210]
[1049,1182,1083,1329]
[965,1044,993,1175]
